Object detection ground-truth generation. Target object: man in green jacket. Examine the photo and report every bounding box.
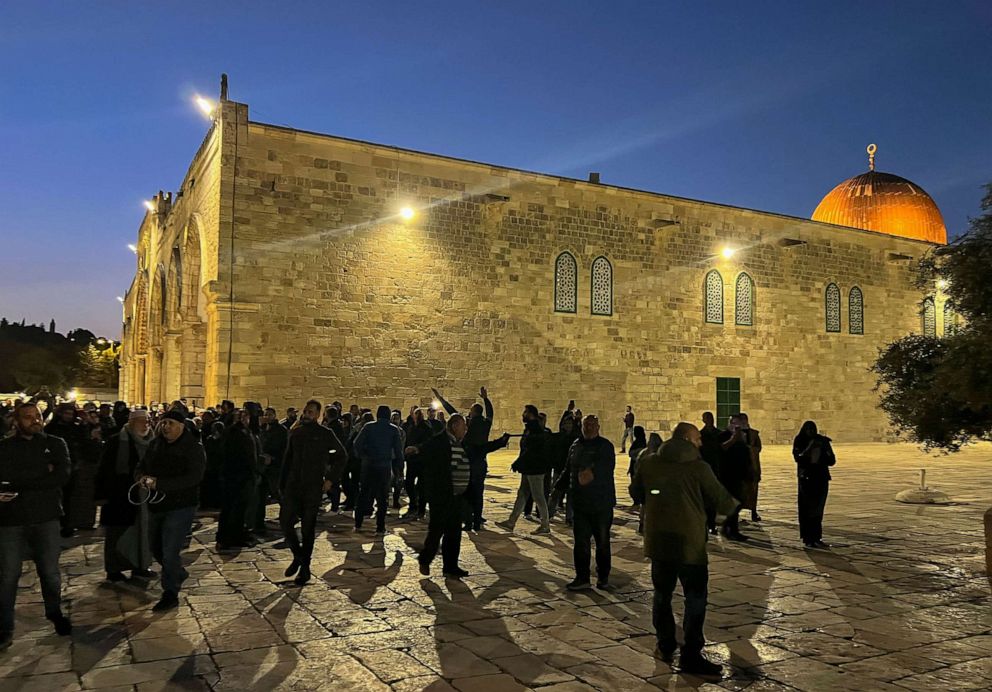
[630,422,741,677]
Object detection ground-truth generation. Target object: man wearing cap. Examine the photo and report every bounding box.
[0,402,73,650]
[137,410,206,611]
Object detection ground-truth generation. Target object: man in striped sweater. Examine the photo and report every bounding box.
[408,414,508,578]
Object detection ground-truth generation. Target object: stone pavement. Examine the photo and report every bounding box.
[3,443,991,691]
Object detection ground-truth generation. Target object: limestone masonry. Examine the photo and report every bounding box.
[119,95,949,443]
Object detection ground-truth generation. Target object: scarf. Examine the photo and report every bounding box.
[117,425,152,475]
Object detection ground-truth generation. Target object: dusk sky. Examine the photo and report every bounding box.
[1,2,990,338]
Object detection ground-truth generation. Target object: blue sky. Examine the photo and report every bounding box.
[1,1,989,337]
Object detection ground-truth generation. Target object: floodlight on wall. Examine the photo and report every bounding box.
[143,200,155,212]
[127,244,137,253]
[195,96,215,118]
[937,279,948,290]
[721,247,736,259]
[117,296,124,303]
[400,207,416,221]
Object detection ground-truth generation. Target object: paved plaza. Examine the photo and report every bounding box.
[2,442,991,691]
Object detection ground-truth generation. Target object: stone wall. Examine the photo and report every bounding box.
[123,98,948,443]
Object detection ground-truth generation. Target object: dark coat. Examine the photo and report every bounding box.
[279,420,348,500]
[793,433,836,482]
[44,418,85,465]
[221,423,258,486]
[631,438,739,564]
[512,419,551,475]
[137,429,206,512]
[0,432,72,526]
[699,424,722,472]
[567,435,616,512]
[96,431,139,526]
[260,422,288,469]
[419,433,507,504]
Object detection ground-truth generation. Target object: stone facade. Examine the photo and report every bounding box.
[120,96,949,443]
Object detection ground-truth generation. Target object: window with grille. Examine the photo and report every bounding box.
[943,303,957,336]
[705,270,723,324]
[825,283,841,333]
[922,297,936,337]
[554,251,577,313]
[590,256,613,316]
[849,286,864,335]
[735,273,754,326]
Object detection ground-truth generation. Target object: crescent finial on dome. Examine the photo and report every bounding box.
[867,143,877,172]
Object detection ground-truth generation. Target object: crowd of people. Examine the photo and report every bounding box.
[0,392,836,676]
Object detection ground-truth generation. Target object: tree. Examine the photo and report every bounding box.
[872,183,992,451]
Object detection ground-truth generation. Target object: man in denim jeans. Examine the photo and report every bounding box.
[0,402,73,650]
[138,411,205,612]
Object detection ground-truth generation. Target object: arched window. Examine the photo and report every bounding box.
[554,251,577,313]
[171,247,183,312]
[157,265,168,326]
[849,286,864,335]
[943,303,958,336]
[590,256,613,316]
[704,270,723,324]
[735,273,754,326]
[921,297,936,337]
[825,283,841,333]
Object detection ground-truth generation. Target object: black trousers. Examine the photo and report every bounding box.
[103,524,134,574]
[356,464,390,531]
[404,459,426,517]
[798,478,829,543]
[420,496,465,571]
[464,459,487,529]
[217,478,253,545]
[652,560,708,655]
[280,493,320,565]
[572,506,613,582]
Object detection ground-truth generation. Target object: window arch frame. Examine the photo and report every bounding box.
[848,286,864,335]
[704,270,724,324]
[825,282,841,333]
[922,296,936,337]
[590,255,613,316]
[734,272,755,327]
[553,251,578,314]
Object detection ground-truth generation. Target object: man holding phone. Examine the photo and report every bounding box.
[0,402,73,650]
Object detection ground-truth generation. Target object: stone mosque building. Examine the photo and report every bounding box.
[119,78,952,443]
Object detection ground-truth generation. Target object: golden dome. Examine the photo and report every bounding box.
[811,145,947,244]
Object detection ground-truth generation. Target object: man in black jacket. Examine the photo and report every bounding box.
[401,408,433,521]
[216,409,258,550]
[409,414,508,578]
[432,386,495,531]
[566,414,616,591]
[496,404,552,535]
[279,400,348,586]
[44,402,85,537]
[0,403,73,649]
[137,410,206,611]
[252,407,288,535]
